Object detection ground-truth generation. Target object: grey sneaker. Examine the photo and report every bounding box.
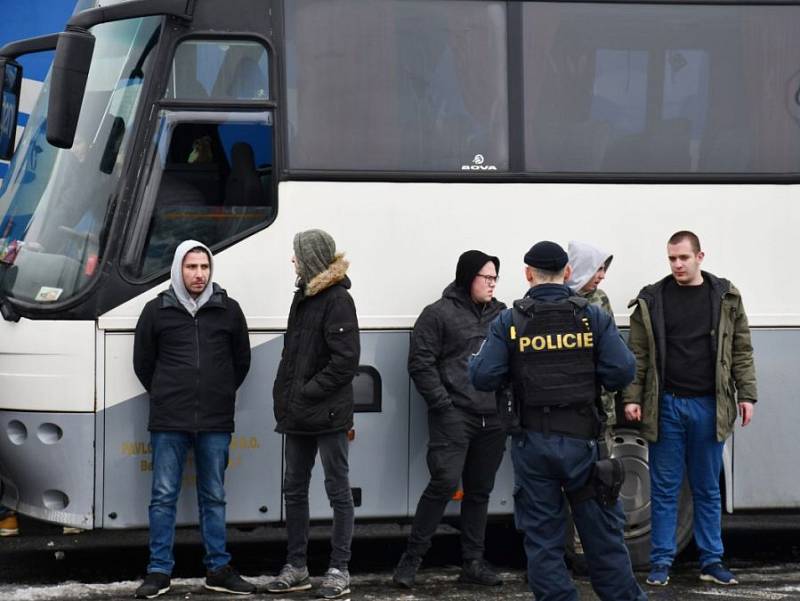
[266,563,311,593]
[318,567,350,599]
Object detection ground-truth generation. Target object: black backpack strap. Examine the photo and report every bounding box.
[566,295,591,329]
[566,295,589,310]
[510,298,536,343]
[513,296,537,315]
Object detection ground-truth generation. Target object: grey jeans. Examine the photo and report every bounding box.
[284,432,354,570]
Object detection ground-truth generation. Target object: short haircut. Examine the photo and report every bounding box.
[531,266,565,282]
[185,246,211,261]
[668,230,701,254]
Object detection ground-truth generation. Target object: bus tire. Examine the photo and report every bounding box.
[612,427,694,570]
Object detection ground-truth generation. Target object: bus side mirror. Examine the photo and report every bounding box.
[46,29,95,149]
[0,59,22,161]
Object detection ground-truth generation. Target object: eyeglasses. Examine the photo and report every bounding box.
[475,274,499,285]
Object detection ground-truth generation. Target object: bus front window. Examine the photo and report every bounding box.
[0,16,160,305]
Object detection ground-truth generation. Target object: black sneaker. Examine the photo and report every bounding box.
[392,552,422,588]
[458,559,503,586]
[134,573,171,599]
[205,564,256,595]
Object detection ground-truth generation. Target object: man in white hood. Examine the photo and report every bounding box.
[565,241,617,575]
[566,241,614,317]
[133,240,254,598]
[566,241,616,426]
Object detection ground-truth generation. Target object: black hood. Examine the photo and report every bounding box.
[454,250,499,292]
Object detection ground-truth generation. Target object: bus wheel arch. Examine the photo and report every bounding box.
[612,427,694,569]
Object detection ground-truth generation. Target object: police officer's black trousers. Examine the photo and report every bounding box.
[406,406,506,561]
[511,430,646,601]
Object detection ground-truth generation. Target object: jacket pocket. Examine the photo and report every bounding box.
[440,358,471,395]
[290,393,336,432]
[726,378,738,427]
[274,394,287,424]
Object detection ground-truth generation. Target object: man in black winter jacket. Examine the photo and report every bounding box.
[393,250,507,589]
[267,229,360,600]
[133,240,254,599]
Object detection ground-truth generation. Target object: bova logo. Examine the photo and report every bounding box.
[461,154,497,171]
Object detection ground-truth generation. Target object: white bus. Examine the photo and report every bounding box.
[1,0,799,568]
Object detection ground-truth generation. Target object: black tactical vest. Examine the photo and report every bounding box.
[508,296,598,409]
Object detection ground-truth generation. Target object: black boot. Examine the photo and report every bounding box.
[392,552,423,588]
[458,559,503,586]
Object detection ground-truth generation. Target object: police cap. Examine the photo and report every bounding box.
[524,241,568,271]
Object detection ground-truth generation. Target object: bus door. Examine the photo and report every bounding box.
[101,34,282,527]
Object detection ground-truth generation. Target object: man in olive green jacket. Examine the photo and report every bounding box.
[623,231,756,588]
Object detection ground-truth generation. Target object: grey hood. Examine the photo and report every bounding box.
[170,239,214,316]
[566,240,612,294]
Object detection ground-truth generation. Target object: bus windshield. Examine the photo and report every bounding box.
[0,16,160,305]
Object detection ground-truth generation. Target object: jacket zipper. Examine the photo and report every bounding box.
[194,315,200,428]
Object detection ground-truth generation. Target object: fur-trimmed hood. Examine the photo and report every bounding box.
[303,253,350,297]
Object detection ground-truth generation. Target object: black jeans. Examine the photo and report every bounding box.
[283,432,354,570]
[407,406,507,560]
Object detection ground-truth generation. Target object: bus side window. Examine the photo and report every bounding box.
[166,40,269,101]
[133,114,274,278]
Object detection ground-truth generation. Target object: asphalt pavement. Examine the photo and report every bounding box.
[2,515,800,600]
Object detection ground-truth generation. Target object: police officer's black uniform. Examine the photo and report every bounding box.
[469,241,647,601]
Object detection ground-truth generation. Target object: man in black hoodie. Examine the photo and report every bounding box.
[267,229,360,600]
[393,251,507,588]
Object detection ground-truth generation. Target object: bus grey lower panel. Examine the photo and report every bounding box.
[306,331,411,519]
[100,333,284,528]
[408,376,514,518]
[732,329,800,510]
[0,411,94,528]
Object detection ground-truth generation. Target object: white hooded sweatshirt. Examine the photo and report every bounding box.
[565,241,613,294]
[170,239,214,316]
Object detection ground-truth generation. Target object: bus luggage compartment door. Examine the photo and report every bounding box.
[303,331,410,519]
[732,329,800,509]
[408,376,514,519]
[102,332,284,527]
[0,319,95,528]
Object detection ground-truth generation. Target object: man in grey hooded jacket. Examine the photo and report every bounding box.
[564,241,617,574]
[566,241,614,318]
[566,241,616,425]
[133,240,254,599]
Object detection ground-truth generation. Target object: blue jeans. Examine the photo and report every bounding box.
[649,392,724,569]
[511,430,646,601]
[0,505,12,519]
[148,431,232,575]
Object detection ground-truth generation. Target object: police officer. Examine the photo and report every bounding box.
[469,241,646,601]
